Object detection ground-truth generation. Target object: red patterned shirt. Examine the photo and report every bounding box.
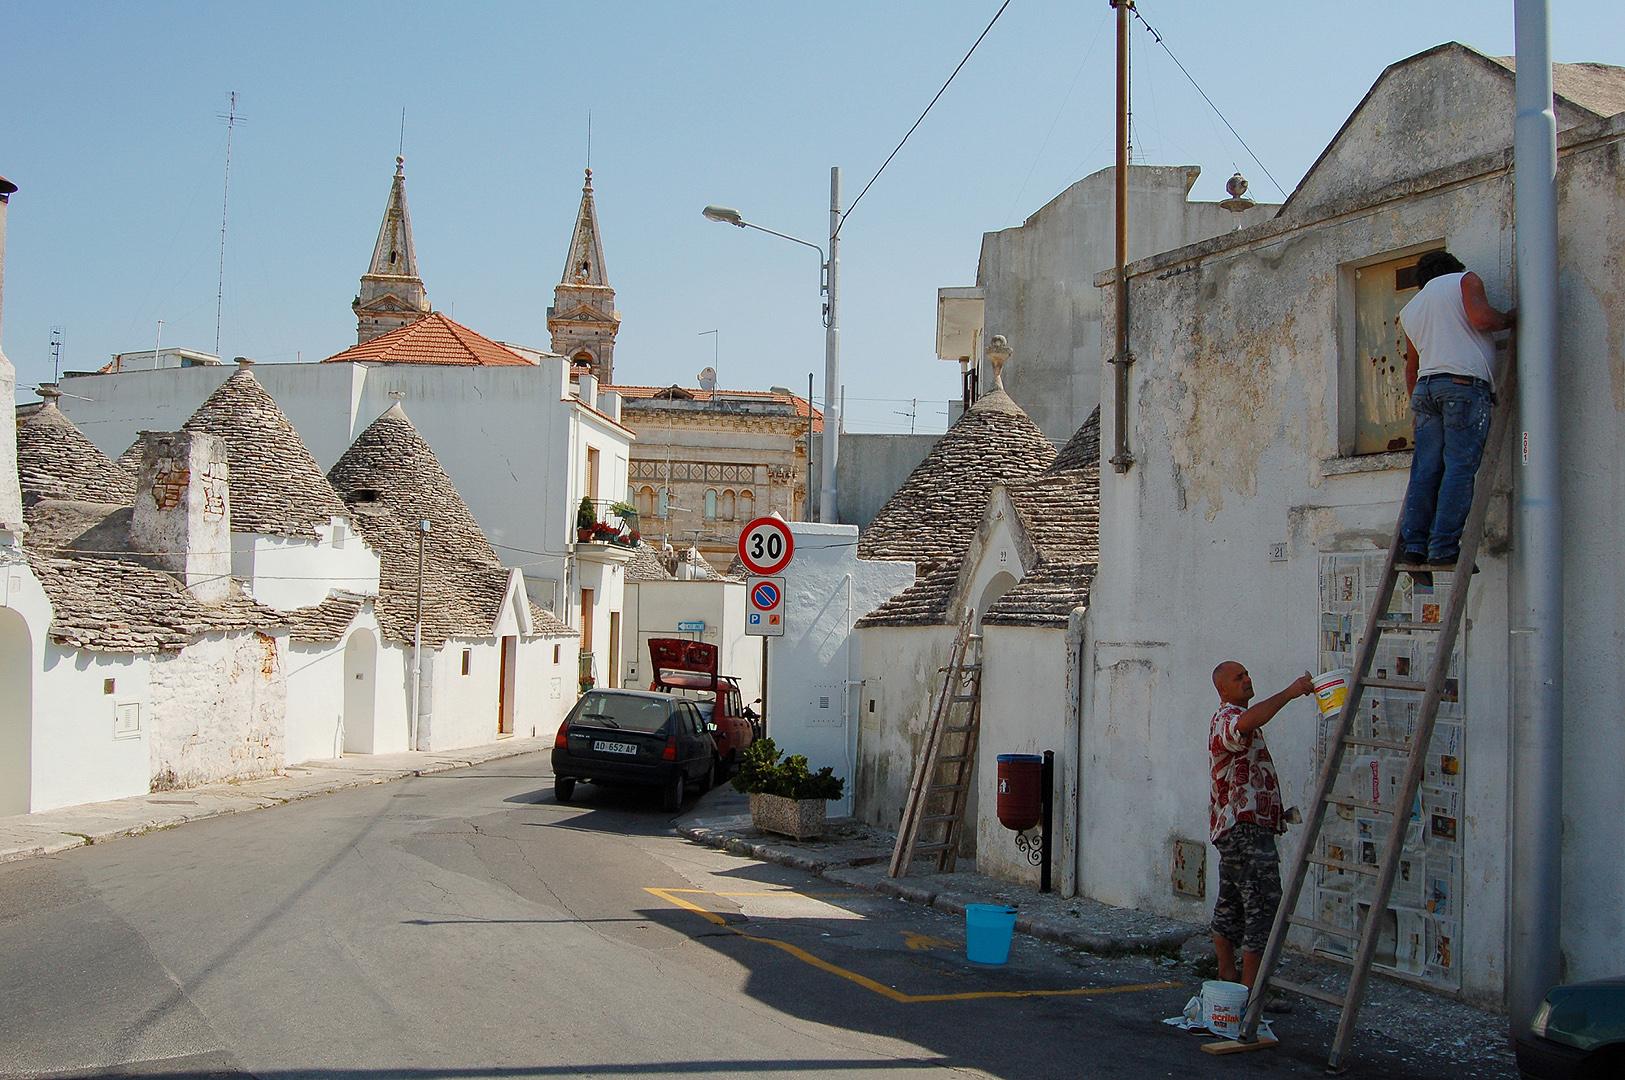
[1209,702,1284,843]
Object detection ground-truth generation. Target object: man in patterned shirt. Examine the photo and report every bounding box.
[1210,661,1315,991]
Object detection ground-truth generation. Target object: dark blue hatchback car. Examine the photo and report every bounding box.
[1516,976,1625,1080]
[550,689,717,812]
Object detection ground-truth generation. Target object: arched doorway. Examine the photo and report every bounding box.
[974,571,1019,625]
[343,629,377,754]
[0,608,32,815]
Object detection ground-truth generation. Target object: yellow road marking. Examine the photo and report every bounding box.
[902,931,954,951]
[643,887,1180,1004]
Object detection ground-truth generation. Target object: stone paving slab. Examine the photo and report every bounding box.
[676,787,1203,956]
[0,736,553,864]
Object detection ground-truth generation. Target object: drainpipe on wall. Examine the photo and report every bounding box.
[1108,0,1135,473]
[1510,0,1564,1034]
[411,518,429,750]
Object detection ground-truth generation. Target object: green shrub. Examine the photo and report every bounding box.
[577,496,595,532]
[732,737,844,801]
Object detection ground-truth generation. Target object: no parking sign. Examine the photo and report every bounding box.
[745,575,785,637]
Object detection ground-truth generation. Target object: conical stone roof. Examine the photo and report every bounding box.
[182,369,350,537]
[16,402,136,507]
[857,387,1056,577]
[328,403,568,646]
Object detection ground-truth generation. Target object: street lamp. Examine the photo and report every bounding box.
[702,166,842,524]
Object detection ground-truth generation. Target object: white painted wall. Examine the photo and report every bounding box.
[283,611,386,765]
[766,524,914,818]
[620,578,762,705]
[148,630,287,790]
[232,519,380,612]
[855,625,956,832]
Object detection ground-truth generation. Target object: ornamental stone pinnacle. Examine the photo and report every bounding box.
[549,168,620,383]
[353,156,431,344]
[986,334,1012,393]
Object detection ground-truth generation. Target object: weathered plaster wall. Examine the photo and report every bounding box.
[977,624,1073,888]
[1088,111,1625,1000]
[826,432,942,529]
[978,165,1276,444]
[765,523,914,818]
[855,625,956,834]
[148,630,286,789]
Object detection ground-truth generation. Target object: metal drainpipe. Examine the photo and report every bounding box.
[1510,0,1564,1033]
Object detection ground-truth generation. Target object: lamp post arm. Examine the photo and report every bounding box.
[738,220,827,267]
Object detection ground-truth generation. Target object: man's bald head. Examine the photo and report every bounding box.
[1213,661,1254,706]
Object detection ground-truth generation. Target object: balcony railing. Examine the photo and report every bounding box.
[576,499,641,547]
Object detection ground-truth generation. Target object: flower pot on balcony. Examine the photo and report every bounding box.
[749,793,827,840]
[577,528,591,542]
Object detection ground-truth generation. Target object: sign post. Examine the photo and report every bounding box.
[746,576,785,637]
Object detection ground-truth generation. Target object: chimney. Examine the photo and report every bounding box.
[0,175,22,537]
[576,371,598,409]
[131,431,232,603]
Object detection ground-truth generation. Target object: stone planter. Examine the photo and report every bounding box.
[749,793,827,840]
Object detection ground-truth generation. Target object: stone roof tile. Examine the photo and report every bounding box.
[626,544,674,582]
[182,369,350,537]
[286,591,368,644]
[16,402,137,507]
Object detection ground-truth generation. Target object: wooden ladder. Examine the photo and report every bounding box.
[889,612,984,877]
[1241,352,1515,1070]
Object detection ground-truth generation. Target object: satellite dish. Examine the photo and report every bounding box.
[697,367,717,391]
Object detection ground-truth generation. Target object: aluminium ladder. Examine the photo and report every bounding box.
[889,612,984,878]
[1241,350,1515,1071]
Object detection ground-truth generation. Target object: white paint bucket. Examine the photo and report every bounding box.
[1201,980,1250,1038]
[1312,668,1352,718]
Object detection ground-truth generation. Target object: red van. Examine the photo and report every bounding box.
[647,638,759,776]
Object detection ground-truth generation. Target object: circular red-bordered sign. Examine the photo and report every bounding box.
[738,517,794,576]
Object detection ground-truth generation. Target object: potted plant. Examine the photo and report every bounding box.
[576,496,595,542]
[732,737,845,840]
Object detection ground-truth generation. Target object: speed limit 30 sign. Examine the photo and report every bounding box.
[738,516,794,576]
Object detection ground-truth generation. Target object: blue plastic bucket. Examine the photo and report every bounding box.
[965,903,1019,964]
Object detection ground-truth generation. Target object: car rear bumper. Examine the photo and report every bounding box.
[1514,1033,1589,1080]
[551,748,702,787]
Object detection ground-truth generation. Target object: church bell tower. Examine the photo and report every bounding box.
[548,169,620,383]
[353,157,431,344]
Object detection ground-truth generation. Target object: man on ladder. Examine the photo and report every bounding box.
[1398,250,1517,585]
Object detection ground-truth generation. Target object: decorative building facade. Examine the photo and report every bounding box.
[548,170,620,384]
[353,157,432,344]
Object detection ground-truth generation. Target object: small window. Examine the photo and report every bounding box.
[704,489,717,521]
[636,485,655,520]
[462,649,472,676]
[657,487,670,520]
[104,678,115,695]
[720,489,736,522]
[1347,250,1439,455]
[739,490,754,521]
[554,644,562,664]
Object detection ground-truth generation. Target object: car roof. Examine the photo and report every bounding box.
[579,688,674,703]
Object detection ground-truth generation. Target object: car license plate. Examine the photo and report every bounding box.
[593,740,638,755]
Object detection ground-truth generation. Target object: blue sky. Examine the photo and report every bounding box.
[2,2,1620,434]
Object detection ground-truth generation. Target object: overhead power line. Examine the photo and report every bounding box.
[839,0,1013,235]
[1130,6,1288,199]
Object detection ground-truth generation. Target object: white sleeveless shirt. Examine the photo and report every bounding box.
[1398,271,1497,387]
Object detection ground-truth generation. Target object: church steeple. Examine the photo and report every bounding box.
[548,169,620,383]
[353,157,431,345]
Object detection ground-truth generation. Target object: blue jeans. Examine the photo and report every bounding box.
[1400,376,1493,563]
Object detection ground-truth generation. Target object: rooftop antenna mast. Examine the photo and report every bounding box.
[587,110,591,171]
[214,91,245,358]
[49,326,63,382]
[399,106,406,160]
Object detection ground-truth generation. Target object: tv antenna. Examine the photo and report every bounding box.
[893,398,918,435]
[49,326,64,382]
[215,91,245,358]
[398,107,406,159]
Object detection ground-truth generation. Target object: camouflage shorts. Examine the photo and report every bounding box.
[1211,821,1282,953]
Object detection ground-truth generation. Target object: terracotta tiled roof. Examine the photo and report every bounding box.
[321,312,534,367]
[16,402,137,507]
[856,388,1055,578]
[609,384,823,433]
[182,369,351,537]
[327,403,573,647]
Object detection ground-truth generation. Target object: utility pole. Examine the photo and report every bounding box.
[821,167,842,523]
[1109,0,1134,473]
[1510,0,1563,1034]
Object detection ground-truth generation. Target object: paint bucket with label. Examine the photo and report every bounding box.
[1312,668,1352,718]
[1201,980,1250,1038]
[965,904,1019,964]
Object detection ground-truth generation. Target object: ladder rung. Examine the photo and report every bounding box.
[1324,795,1398,815]
[920,814,959,824]
[928,783,969,795]
[937,755,970,764]
[1363,677,1429,692]
[1289,914,1360,939]
[950,694,979,702]
[959,664,982,671]
[944,725,974,733]
[913,842,954,854]
[1374,618,1443,632]
[1342,735,1413,752]
[1306,853,1380,877]
[1270,978,1346,1008]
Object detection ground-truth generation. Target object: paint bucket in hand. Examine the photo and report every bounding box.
[1311,668,1351,717]
[965,904,1019,964]
[1201,980,1250,1038]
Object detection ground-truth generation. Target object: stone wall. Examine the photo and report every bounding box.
[149,630,286,789]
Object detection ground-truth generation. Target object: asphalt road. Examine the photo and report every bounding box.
[0,754,1504,1080]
